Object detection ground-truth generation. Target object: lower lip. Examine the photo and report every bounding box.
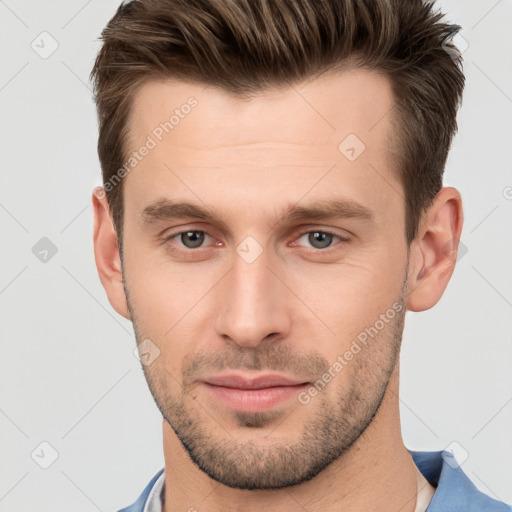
[202,383,309,412]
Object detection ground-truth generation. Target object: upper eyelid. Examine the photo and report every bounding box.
[160,221,351,238]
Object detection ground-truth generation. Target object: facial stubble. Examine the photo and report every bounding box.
[124,264,408,490]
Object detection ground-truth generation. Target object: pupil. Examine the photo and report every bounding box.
[182,231,204,248]
[309,231,332,249]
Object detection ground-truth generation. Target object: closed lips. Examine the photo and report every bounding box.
[203,374,309,389]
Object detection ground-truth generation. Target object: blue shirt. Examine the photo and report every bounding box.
[117,450,512,512]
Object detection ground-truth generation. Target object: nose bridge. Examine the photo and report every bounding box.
[215,241,290,347]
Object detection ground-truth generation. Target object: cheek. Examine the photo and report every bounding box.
[124,239,205,318]
[123,249,180,331]
[123,245,224,372]
[286,251,406,354]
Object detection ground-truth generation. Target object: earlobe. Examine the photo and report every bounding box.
[92,187,131,320]
[406,187,464,312]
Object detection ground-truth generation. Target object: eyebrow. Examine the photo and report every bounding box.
[141,198,375,228]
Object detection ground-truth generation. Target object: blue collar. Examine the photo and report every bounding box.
[409,450,511,511]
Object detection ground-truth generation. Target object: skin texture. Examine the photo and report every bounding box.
[93,68,463,511]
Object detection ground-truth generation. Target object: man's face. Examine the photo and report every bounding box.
[121,69,410,489]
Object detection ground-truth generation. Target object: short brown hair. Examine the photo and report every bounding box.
[90,0,465,248]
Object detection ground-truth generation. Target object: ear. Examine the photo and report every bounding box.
[92,187,131,320]
[406,187,464,312]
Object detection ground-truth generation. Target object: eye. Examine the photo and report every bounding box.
[168,230,213,249]
[295,230,347,250]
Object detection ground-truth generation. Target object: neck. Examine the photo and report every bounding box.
[162,363,434,512]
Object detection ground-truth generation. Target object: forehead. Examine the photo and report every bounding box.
[128,68,395,161]
[123,69,402,232]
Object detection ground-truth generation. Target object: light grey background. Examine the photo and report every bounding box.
[1,0,511,510]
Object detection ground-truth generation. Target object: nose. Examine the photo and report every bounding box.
[214,246,291,349]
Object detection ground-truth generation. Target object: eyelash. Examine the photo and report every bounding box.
[162,228,349,253]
